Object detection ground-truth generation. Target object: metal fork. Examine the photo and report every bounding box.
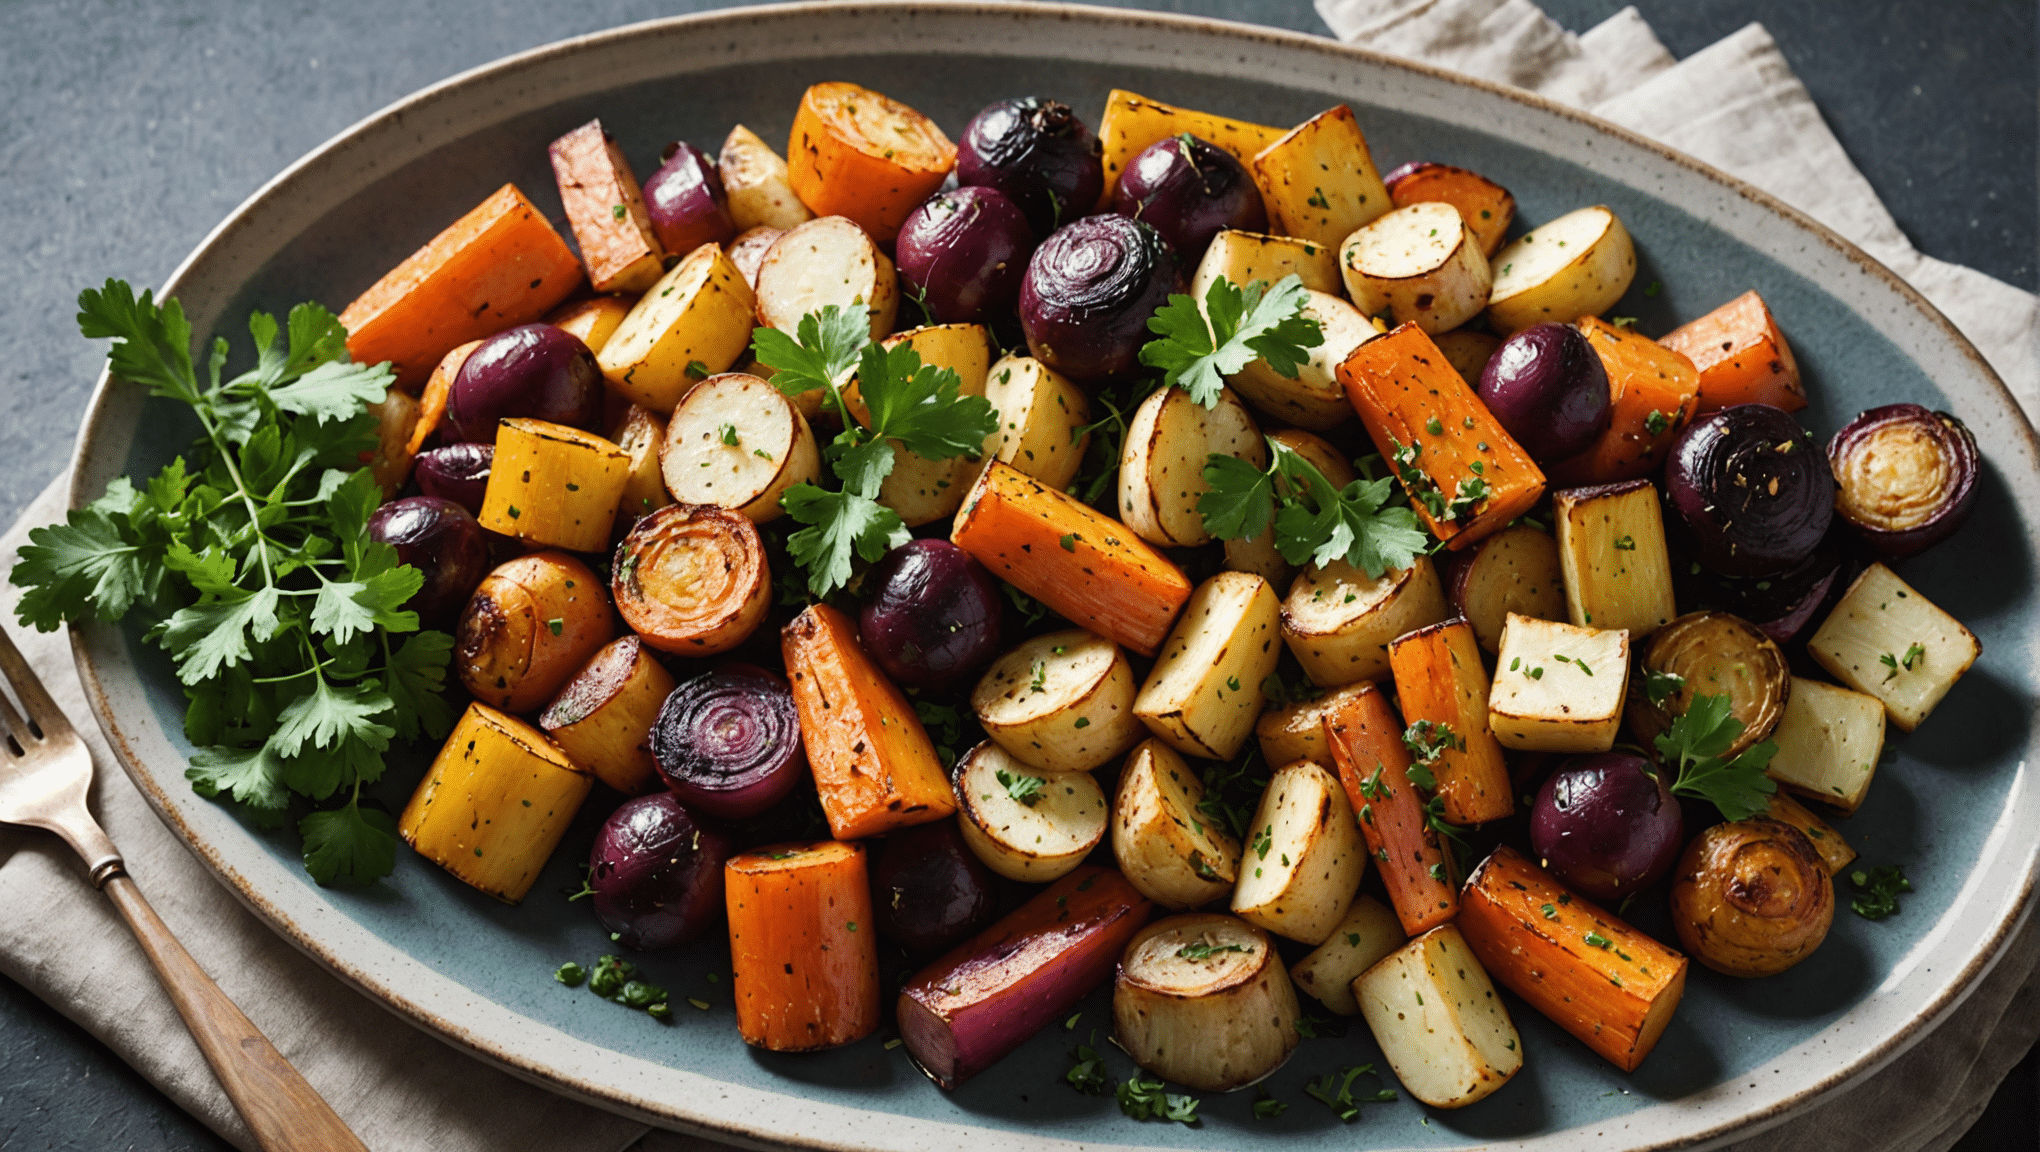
[0,623,369,1152]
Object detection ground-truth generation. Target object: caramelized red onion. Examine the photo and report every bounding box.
[1019,214,1179,384]
[1664,403,1833,578]
[956,96,1104,238]
[1826,402,1979,556]
[650,663,805,820]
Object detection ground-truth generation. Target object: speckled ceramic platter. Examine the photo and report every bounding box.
[66,4,2040,1149]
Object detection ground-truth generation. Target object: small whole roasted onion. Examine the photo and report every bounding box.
[1670,818,1834,977]
[1664,403,1834,578]
[956,96,1104,238]
[650,663,806,820]
[1826,402,1980,557]
[1019,214,1179,384]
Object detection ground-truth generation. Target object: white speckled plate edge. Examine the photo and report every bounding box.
[63,5,2040,1151]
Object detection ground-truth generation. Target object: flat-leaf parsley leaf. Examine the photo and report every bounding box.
[1140,274,1321,408]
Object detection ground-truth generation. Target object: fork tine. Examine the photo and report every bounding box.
[0,624,74,743]
[0,673,36,753]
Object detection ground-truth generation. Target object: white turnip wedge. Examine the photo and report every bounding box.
[659,372,819,523]
[1231,760,1366,945]
[1112,738,1243,909]
[1224,289,1378,430]
[1134,572,1283,761]
[1289,894,1404,1015]
[1442,523,1567,654]
[1114,913,1302,1091]
[1766,678,1887,813]
[1488,613,1631,752]
[1339,201,1493,334]
[1119,385,1265,548]
[1281,557,1450,687]
[977,355,1092,492]
[1807,561,1980,732]
[597,242,757,413]
[971,629,1143,773]
[1354,924,1523,1109]
[1485,205,1636,333]
[951,741,1107,883]
[754,214,898,339]
[719,124,815,232]
[1192,228,1343,301]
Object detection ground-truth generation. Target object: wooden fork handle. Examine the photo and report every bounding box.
[102,874,371,1152]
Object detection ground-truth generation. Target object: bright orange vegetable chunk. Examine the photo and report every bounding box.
[1658,290,1805,413]
[786,82,955,244]
[1322,682,1459,936]
[1545,316,1700,486]
[725,841,880,1051]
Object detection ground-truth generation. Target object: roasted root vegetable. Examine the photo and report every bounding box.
[1670,819,1833,977]
[1255,681,1373,769]
[587,793,733,949]
[952,461,1193,657]
[1339,202,1493,334]
[597,241,756,412]
[726,225,784,289]
[607,404,672,531]
[612,503,770,656]
[725,841,881,1051]
[1281,556,1449,688]
[537,635,677,795]
[977,355,1091,492]
[754,214,900,340]
[1626,611,1788,755]
[477,418,630,551]
[363,390,420,496]
[1097,89,1284,205]
[783,603,956,839]
[720,125,816,233]
[951,740,1108,883]
[858,324,994,526]
[546,294,635,357]
[399,702,592,903]
[1528,753,1683,901]
[1113,913,1301,1091]
[871,821,998,957]
[1456,845,1687,1072]
[1288,893,1403,1015]
[1488,613,1630,753]
[1440,523,1566,654]
[1340,323,1547,550]
[1544,316,1699,486]
[1251,104,1393,247]
[898,867,1151,1089]
[659,372,821,523]
[650,663,807,821]
[1664,404,1833,578]
[1191,229,1343,302]
[1826,403,1980,556]
[787,82,956,243]
[549,119,665,294]
[455,551,615,712]
[971,628,1143,773]
[1483,205,1635,334]
[1765,677,1886,813]
[1323,682,1459,936]
[1112,737,1243,909]
[1389,618,1511,825]
[340,183,583,388]
[1807,562,1978,732]
[1118,384,1265,548]
[1231,759,1366,945]
[1658,290,1805,413]
[1354,924,1522,1109]
[1385,161,1516,257]
[1434,328,1502,387]
[1551,479,1676,638]
[405,339,481,456]
[1226,289,1377,430]
[1134,571,1282,761]
[1764,791,1857,874]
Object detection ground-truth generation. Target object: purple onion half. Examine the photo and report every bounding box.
[411,443,494,517]
[643,140,735,256]
[444,323,602,442]
[1108,133,1265,261]
[1019,214,1180,385]
[895,186,1035,325]
[1826,402,1979,557]
[1664,403,1834,578]
[651,663,805,820]
[365,496,489,626]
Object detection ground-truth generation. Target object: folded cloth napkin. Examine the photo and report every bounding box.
[5,4,2034,1152]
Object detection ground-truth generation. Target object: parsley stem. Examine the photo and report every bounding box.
[189,401,280,589]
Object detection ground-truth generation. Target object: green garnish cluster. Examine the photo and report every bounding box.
[1650,693,1778,821]
[1139,274,1321,409]
[1199,438,1428,578]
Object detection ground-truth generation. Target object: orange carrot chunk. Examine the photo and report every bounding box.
[782,604,957,839]
[1544,316,1700,487]
[1322,682,1459,936]
[1339,323,1545,551]
[1657,290,1806,413]
[786,82,956,244]
[1457,845,1687,1072]
[340,184,583,389]
[950,461,1192,657]
[1388,618,1513,825]
[725,841,880,1051]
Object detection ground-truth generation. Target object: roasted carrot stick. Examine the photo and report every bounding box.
[1544,316,1700,486]
[725,840,880,1051]
[1339,323,1546,551]
[1388,618,1512,825]
[1322,682,1459,936]
[1657,289,1805,413]
[782,604,956,839]
[404,339,480,456]
[950,461,1192,657]
[340,184,583,388]
[786,82,955,243]
[1457,845,1686,1072]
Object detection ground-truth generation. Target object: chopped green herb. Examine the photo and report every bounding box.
[995,768,1047,807]
[554,962,586,987]
[1140,274,1322,409]
[1651,693,1777,821]
[1177,940,1252,961]
[1117,1075,1201,1125]
[1851,864,1912,920]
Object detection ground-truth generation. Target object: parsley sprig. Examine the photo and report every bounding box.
[1649,693,1778,821]
[1200,439,1428,577]
[1140,274,1322,408]
[753,307,999,596]
[1850,864,1912,920]
[1303,1063,1396,1122]
[11,281,453,885]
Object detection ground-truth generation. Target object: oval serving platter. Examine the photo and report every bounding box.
[66,4,2040,1150]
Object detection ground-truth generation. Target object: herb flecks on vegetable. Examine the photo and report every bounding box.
[1850,864,1912,920]
[1643,668,1687,708]
[1649,693,1778,821]
[753,306,999,596]
[1176,939,1251,961]
[1200,438,1428,577]
[10,281,453,885]
[996,767,1047,807]
[1140,274,1322,409]
[1402,719,1465,767]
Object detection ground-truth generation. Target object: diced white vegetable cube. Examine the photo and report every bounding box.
[1488,613,1630,752]
[1807,563,1978,732]
[1354,924,1522,1109]
[1766,677,1887,813]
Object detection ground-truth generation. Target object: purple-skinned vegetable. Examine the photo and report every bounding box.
[858,540,1003,689]
[1529,753,1683,902]
[643,141,735,256]
[1675,535,1854,646]
[870,820,999,956]
[444,324,602,442]
[1665,403,1833,578]
[1109,133,1265,260]
[587,793,734,950]
[366,496,489,626]
[411,443,494,517]
[1478,322,1611,461]
[651,663,805,820]
[895,187,1034,325]
[1019,214,1180,384]
[956,96,1104,238]
[1827,402,1979,557]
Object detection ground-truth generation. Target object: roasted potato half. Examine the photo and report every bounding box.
[971,629,1144,773]
[952,741,1108,883]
